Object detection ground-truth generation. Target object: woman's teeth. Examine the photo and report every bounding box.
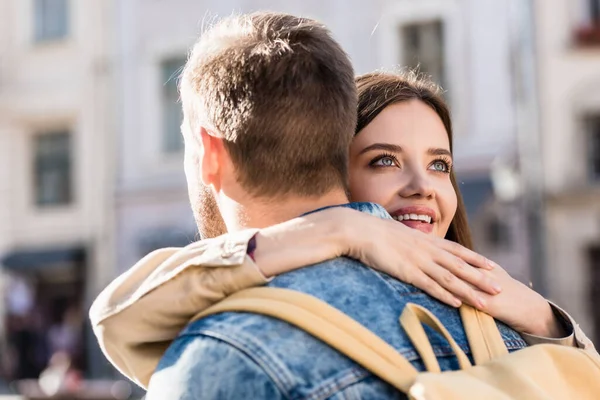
[392,214,432,224]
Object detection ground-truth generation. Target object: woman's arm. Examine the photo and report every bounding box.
[257,208,598,352]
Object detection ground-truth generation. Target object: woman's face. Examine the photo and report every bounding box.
[349,99,457,238]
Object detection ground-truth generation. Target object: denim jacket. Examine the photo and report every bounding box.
[146,203,527,400]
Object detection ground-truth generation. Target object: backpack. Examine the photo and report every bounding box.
[193,287,600,399]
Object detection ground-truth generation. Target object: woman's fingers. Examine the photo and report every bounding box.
[419,261,488,309]
[410,271,462,308]
[437,238,494,270]
[356,220,503,306]
[433,249,502,295]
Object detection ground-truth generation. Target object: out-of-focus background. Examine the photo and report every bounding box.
[0,0,599,398]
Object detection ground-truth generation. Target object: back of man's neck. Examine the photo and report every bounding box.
[224,189,349,232]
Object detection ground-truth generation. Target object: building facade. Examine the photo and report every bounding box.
[534,0,600,344]
[0,0,116,379]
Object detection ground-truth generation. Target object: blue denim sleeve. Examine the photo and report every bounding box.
[146,335,286,400]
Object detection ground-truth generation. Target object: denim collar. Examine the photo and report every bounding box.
[302,202,392,220]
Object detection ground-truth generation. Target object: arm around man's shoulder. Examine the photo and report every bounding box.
[146,334,285,400]
[88,228,267,388]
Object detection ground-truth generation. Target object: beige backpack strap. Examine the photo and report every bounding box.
[192,287,418,393]
[400,303,472,372]
[459,305,508,364]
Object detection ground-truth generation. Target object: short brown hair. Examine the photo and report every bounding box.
[180,12,357,198]
[355,71,473,249]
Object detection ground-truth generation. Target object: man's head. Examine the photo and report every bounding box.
[180,12,357,237]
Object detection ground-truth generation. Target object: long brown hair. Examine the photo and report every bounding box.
[355,71,473,249]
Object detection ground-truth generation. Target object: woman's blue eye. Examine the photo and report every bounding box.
[373,157,396,167]
[430,160,449,172]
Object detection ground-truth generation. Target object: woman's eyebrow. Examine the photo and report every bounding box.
[428,148,452,158]
[358,144,452,158]
[358,143,403,155]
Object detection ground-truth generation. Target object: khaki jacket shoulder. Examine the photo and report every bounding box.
[89,229,267,388]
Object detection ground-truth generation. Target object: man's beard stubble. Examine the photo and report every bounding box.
[195,184,228,239]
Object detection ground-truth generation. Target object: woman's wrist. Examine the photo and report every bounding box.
[523,299,568,338]
[318,207,360,256]
[252,210,349,278]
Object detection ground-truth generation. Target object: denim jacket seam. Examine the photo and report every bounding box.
[303,368,370,400]
[183,329,296,398]
[377,273,422,295]
[369,269,415,295]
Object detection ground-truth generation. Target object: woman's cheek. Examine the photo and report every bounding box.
[350,173,394,205]
[349,170,375,202]
[348,179,370,202]
[439,185,458,234]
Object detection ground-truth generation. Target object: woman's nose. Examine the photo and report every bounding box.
[398,171,435,199]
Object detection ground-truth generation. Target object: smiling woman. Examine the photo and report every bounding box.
[351,71,472,248]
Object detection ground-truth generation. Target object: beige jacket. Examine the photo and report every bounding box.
[89,228,597,389]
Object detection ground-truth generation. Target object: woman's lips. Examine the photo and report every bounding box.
[399,219,434,234]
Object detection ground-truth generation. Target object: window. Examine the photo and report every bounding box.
[401,20,445,88]
[586,115,600,182]
[34,0,69,42]
[161,58,186,154]
[34,131,72,206]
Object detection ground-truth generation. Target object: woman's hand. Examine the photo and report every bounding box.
[334,208,502,308]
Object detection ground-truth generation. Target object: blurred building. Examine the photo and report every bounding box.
[0,0,116,380]
[534,0,600,344]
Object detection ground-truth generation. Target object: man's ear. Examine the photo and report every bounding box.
[199,127,225,190]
